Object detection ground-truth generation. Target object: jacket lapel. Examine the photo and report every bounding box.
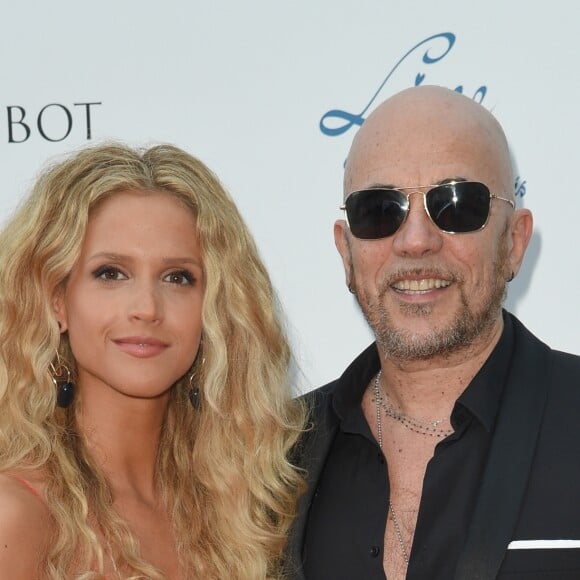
[287,388,339,580]
[454,316,553,580]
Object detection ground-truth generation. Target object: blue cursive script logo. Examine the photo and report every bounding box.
[320,32,527,196]
[515,176,527,199]
[319,32,487,137]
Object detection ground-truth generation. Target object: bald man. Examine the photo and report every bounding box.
[288,86,580,580]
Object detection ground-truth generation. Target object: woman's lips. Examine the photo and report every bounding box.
[113,337,169,358]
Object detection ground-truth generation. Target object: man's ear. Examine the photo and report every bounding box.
[334,220,354,290]
[52,286,68,333]
[507,208,533,278]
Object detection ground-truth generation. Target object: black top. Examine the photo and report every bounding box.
[302,315,514,580]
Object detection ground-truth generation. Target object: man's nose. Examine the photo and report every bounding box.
[391,192,444,258]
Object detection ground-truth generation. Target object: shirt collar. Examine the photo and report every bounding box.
[454,310,514,432]
[332,342,380,421]
[331,310,515,433]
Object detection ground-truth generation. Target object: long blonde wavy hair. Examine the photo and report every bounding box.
[0,143,306,578]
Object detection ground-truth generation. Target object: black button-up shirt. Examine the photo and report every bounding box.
[302,315,514,579]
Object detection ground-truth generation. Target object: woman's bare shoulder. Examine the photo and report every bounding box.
[0,472,51,577]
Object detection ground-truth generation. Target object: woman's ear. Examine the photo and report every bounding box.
[52,287,68,333]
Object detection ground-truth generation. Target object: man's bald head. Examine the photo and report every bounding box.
[344,86,514,201]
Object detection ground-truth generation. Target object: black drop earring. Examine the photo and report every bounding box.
[188,348,205,410]
[50,352,75,408]
[188,385,201,410]
[57,381,75,408]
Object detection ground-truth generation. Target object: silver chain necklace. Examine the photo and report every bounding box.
[374,370,452,438]
[373,371,410,566]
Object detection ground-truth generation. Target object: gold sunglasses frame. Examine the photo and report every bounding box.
[340,181,515,238]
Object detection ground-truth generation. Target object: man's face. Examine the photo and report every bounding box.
[335,90,531,362]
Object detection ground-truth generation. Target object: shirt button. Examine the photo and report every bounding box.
[369,545,381,558]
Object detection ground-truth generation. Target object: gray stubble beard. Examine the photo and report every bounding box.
[352,231,509,362]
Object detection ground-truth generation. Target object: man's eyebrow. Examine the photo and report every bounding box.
[365,176,469,189]
[438,176,468,185]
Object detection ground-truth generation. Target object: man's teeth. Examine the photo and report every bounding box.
[393,279,452,291]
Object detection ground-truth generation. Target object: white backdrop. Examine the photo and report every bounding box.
[1,1,579,391]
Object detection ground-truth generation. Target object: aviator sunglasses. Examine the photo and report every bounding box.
[341,181,515,240]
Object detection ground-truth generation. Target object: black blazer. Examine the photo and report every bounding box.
[288,315,580,579]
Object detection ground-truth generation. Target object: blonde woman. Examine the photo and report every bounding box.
[0,144,305,579]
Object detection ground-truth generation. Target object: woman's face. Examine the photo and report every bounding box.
[54,189,204,403]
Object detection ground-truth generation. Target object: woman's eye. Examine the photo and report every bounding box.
[164,270,195,285]
[93,266,126,281]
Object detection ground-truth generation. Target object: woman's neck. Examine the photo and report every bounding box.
[76,386,169,501]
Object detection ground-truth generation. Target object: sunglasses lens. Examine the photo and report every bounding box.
[345,189,407,239]
[426,182,491,233]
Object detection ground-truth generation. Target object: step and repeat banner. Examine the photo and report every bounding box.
[1,1,579,390]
